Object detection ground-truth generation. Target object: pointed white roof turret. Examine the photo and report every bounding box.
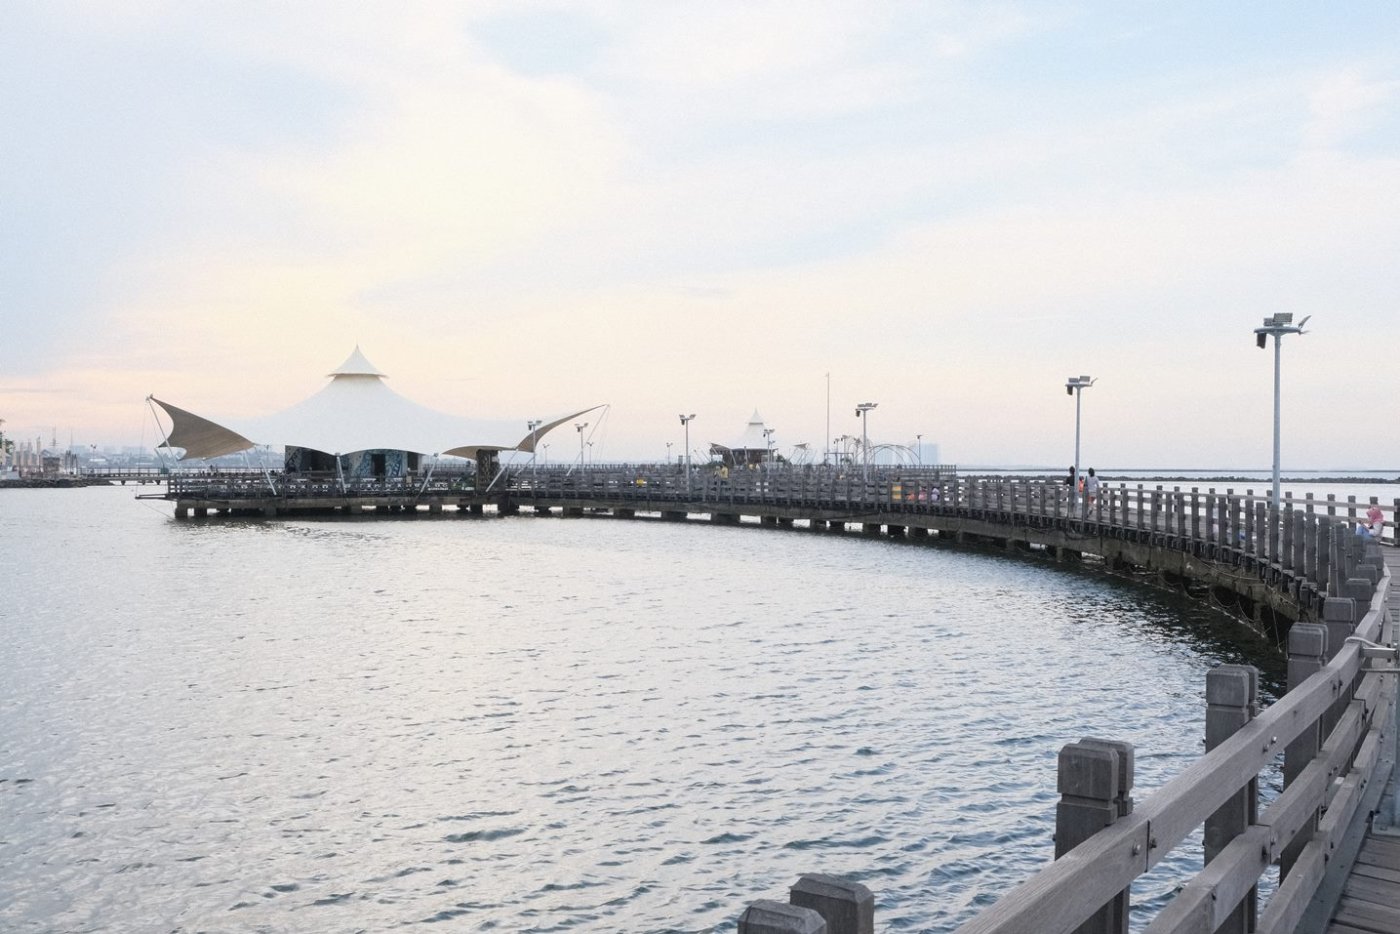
[328,345,387,379]
[733,409,769,450]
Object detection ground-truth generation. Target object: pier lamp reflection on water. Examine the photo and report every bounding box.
[0,486,1282,932]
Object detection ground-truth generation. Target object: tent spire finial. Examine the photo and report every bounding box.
[329,347,387,379]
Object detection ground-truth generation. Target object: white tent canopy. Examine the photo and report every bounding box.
[724,409,771,453]
[151,347,600,460]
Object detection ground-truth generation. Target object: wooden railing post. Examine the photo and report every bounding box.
[1056,738,1134,934]
[739,901,826,933]
[1204,665,1259,934]
[789,874,873,934]
[1281,622,1327,880]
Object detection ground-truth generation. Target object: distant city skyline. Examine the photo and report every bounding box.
[3,3,1398,468]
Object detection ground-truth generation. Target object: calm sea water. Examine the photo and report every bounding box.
[2,486,1284,933]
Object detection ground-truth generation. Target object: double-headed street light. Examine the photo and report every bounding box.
[762,427,776,466]
[575,421,589,468]
[679,413,696,490]
[1065,376,1095,506]
[1254,313,1310,512]
[855,402,878,480]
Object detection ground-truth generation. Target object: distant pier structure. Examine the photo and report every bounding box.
[143,346,599,512]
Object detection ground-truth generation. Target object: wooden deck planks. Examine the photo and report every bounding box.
[1326,833,1400,934]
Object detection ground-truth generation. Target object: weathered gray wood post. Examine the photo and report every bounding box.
[739,900,826,933]
[1281,622,1327,880]
[1281,498,1295,572]
[1248,495,1260,554]
[1303,511,1318,583]
[1056,738,1134,934]
[789,874,873,934]
[1255,501,1268,560]
[1290,510,1306,576]
[1204,665,1259,934]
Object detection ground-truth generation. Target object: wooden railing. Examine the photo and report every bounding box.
[508,466,1397,549]
[950,555,1393,934]
[165,471,476,500]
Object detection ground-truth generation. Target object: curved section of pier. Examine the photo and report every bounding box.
[150,464,1399,932]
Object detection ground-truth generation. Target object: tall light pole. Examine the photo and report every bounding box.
[527,419,542,474]
[666,441,673,464]
[575,421,588,468]
[1065,376,1095,507]
[916,433,923,466]
[855,402,878,481]
[542,443,549,466]
[1253,314,1310,512]
[762,427,775,467]
[679,413,696,490]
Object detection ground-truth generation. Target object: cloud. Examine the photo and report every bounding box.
[1304,65,1400,149]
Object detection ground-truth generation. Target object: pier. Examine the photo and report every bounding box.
[147,464,1399,932]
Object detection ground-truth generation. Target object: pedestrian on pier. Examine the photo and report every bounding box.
[1084,468,1100,508]
[1365,503,1384,539]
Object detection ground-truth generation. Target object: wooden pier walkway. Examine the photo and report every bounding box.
[1324,544,1400,934]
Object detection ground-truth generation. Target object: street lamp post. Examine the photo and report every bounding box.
[762,427,775,467]
[527,419,542,474]
[1065,376,1095,509]
[679,413,696,490]
[575,422,588,469]
[542,443,549,466]
[916,433,923,466]
[1253,314,1310,513]
[666,441,673,464]
[855,402,878,481]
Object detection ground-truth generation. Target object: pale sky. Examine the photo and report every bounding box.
[3,2,1398,469]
